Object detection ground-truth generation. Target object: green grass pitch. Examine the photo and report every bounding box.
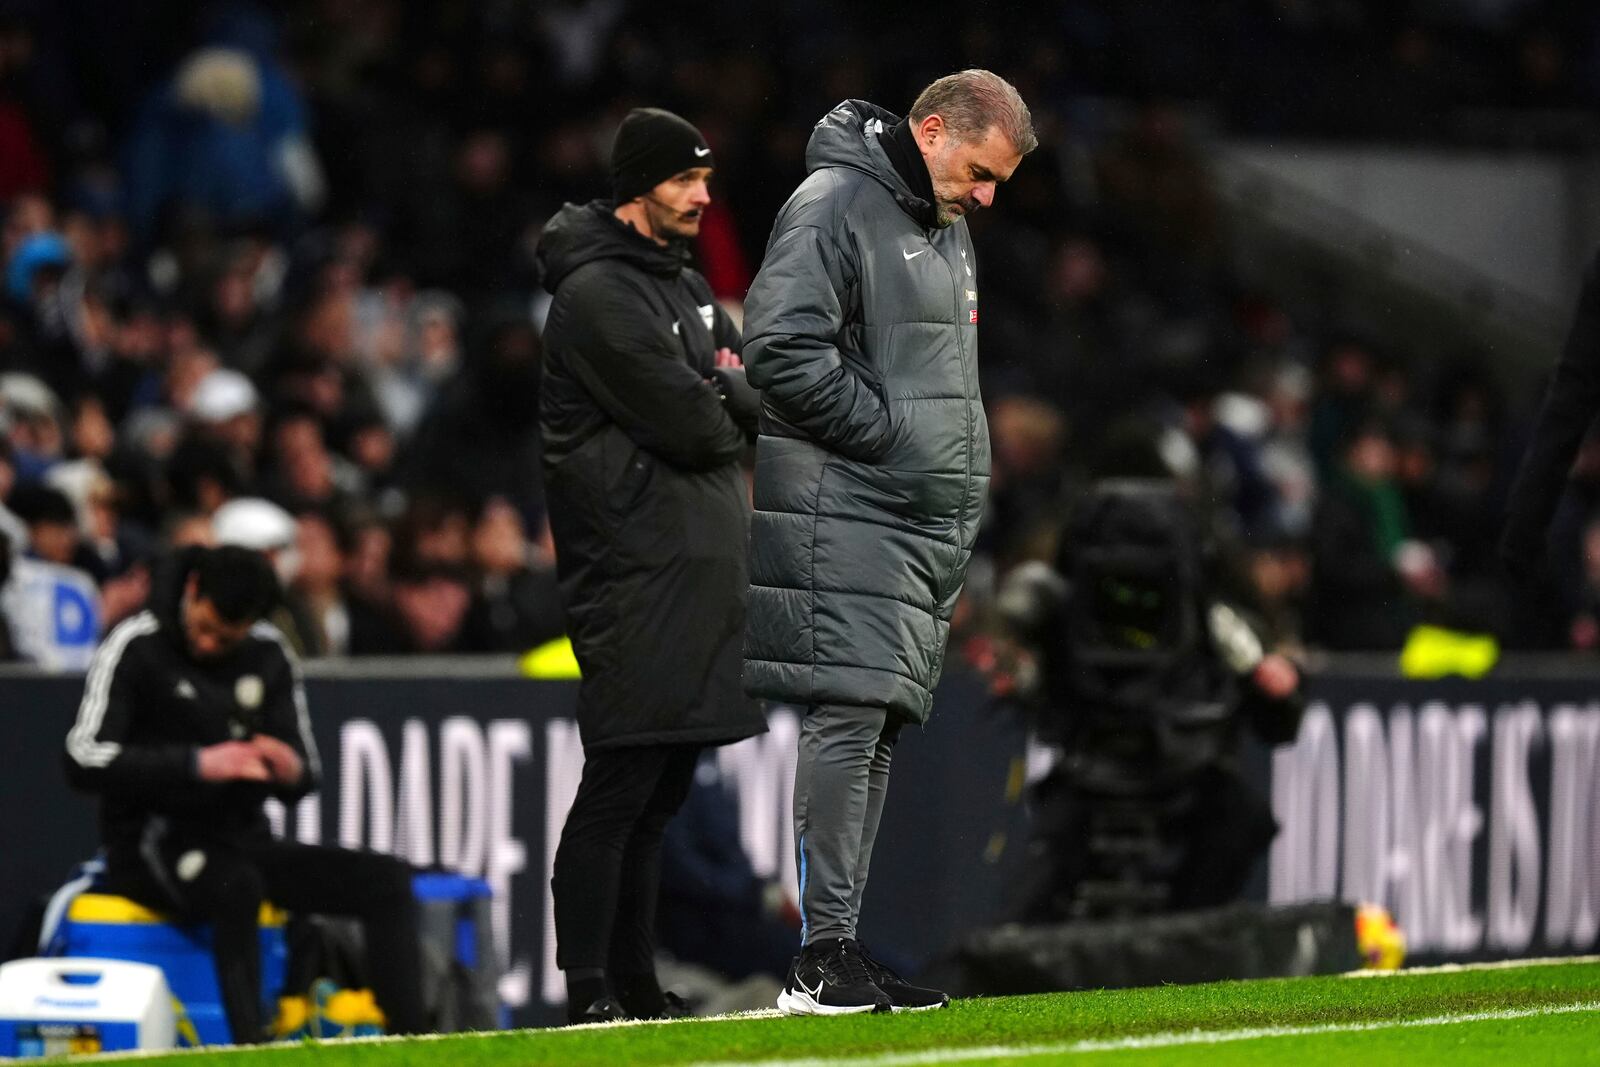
[74,958,1600,1066]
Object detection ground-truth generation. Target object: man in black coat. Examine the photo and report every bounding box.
[536,107,767,1023]
[1501,248,1600,581]
[63,546,426,1043]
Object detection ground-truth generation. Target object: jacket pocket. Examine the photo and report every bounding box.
[603,427,654,513]
[601,428,679,568]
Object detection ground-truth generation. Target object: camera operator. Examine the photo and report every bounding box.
[998,475,1304,921]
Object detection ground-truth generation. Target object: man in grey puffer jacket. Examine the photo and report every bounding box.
[742,70,1036,1014]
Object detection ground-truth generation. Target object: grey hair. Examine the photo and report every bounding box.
[909,69,1038,155]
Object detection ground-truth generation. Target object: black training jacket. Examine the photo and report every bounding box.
[536,200,766,751]
[62,549,320,853]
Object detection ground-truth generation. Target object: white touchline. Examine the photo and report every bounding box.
[70,1012,791,1062]
[1342,954,1600,978]
[690,1001,1600,1067]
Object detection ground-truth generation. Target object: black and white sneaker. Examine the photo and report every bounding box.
[859,944,950,1011]
[776,939,893,1016]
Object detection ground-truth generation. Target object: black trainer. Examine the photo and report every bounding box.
[776,938,892,1016]
[859,944,950,1011]
[617,990,693,1020]
[615,975,691,1020]
[656,991,692,1019]
[570,996,627,1024]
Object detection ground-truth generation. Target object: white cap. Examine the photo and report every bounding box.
[212,496,300,584]
[212,497,295,551]
[43,459,110,535]
[1214,391,1271,440]
[190,369,259,423]
[0,372,61,418]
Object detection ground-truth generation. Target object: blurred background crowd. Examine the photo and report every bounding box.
[2,0,1598,667]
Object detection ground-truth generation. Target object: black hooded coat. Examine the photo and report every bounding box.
[536,201,766,751]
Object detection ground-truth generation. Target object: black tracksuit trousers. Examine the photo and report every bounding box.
[550,745,700,979]
[104,832,427,1044]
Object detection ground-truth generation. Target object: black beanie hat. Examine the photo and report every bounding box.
[611,107,714,204]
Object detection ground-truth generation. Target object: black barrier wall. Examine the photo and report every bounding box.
[1268,671,1600,964]
[0,663,1027,1028]
[3,660,1597,1025]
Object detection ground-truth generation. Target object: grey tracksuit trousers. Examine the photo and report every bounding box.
[793,702,904,944]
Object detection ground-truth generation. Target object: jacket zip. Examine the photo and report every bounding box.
[939,228,975,583]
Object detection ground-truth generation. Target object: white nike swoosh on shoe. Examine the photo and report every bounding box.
[778,986,885,1016]
[903,249,927,261]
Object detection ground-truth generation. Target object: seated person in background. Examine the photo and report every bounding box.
[465,496,564,653]
[62,545,426,1043]
[9,483,103,580]
[0,485,101,670]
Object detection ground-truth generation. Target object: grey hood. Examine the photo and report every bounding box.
[806,99,937,228]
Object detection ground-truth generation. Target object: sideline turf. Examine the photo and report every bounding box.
[64,960,1600,1066]
[1045,1011,1600,1066]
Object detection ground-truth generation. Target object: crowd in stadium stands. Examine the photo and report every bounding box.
[0,0,1596,664]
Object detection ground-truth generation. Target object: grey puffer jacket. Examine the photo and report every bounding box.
[742,100,989,723]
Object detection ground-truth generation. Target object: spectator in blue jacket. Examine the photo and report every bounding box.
[122,38,321,246]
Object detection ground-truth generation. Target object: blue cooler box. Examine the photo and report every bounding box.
[0,958,176,1056]
[52,894,287,1046]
